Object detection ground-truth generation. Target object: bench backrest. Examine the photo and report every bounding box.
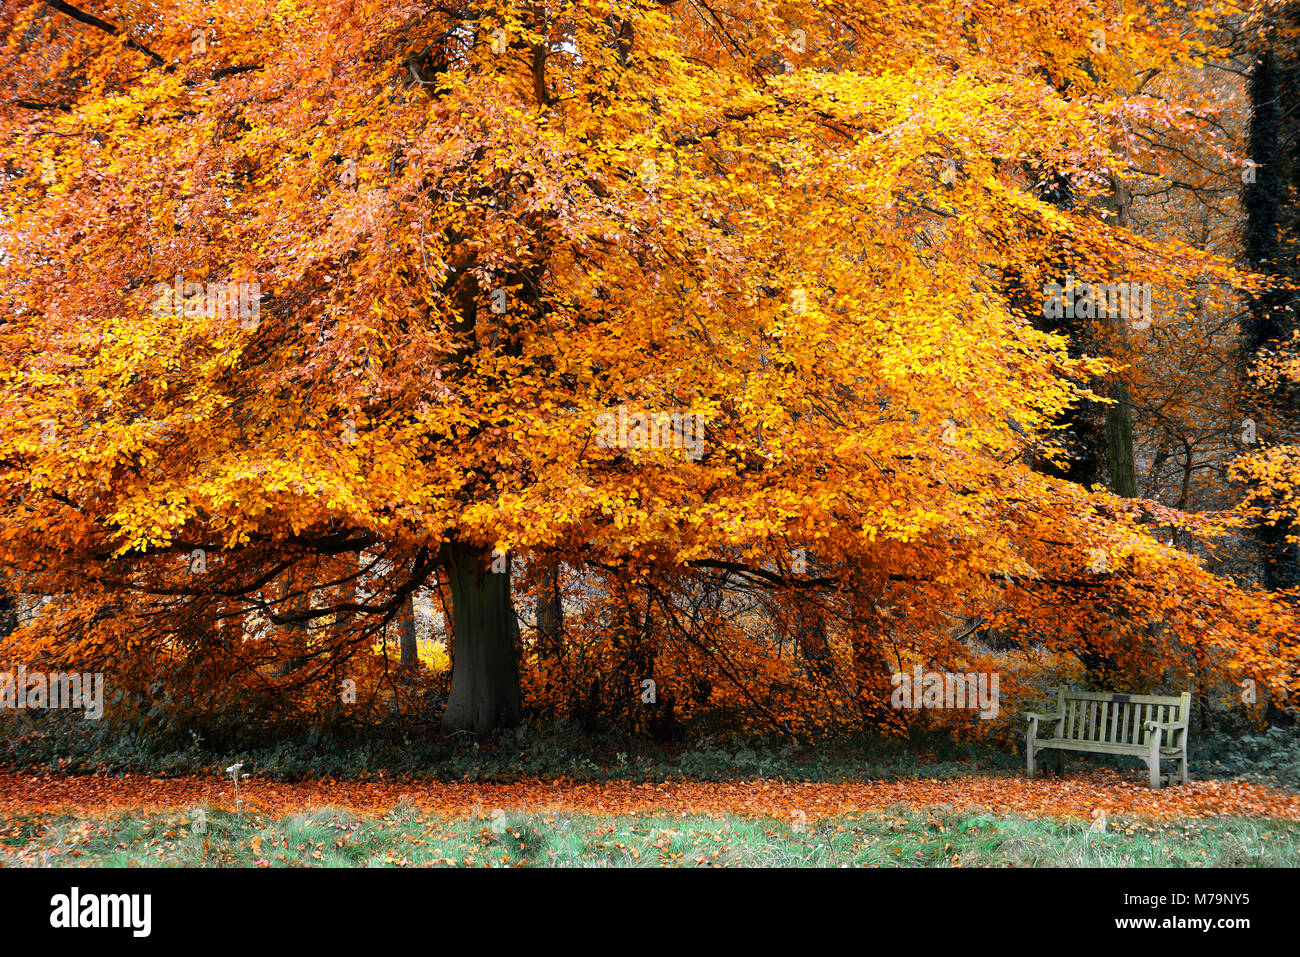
[1054,689,1190,749]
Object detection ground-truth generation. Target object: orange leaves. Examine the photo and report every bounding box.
[0,0,1294,733]
[1,769,1296,823]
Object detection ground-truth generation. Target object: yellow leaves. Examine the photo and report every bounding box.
[0,1,1288,708]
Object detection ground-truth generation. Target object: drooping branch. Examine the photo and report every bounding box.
[12,98,72,111]
[45,0,165,66]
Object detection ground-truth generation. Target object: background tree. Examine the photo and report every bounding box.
[1240,0,1300,593]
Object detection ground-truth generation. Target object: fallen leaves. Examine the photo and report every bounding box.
[0,769,1295,822]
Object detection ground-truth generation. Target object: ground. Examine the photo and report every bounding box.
[1,769,1296,867]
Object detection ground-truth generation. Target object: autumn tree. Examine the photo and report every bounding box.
[1,0,1296,738]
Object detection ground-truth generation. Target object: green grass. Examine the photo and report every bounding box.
[3,805,1296,867]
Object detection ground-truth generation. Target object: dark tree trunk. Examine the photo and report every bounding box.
[1243,30,1300,594]
[398,593,418,670]
[1104,378,1138,498]
[611,576,646,733]
[0,584,16,638]
[276,564,311,676]
[535,560,563,657]
[440,542,522,734]
[1007,170,1110,491]
[798,606,832,677]
[1103,172,1139,500]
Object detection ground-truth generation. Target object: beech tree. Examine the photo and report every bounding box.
[1,0,1296,735]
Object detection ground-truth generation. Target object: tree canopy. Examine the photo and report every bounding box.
[1,0,1296,739]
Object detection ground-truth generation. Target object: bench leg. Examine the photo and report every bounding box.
[1148,739,1162,789]
[1029,746,1069,779]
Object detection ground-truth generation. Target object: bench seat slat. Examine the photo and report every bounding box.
[1034,740,1182,756]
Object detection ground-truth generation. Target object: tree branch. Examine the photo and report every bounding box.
[45,0,165,66]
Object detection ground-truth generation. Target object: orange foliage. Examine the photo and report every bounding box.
[0,770,1296,823]
[0,0,1295,737]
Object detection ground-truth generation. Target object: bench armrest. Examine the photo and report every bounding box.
[1026,712,1065,741]
[1144,720,1187,731]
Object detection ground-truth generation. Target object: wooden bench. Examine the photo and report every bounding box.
[1026,688,1190,789]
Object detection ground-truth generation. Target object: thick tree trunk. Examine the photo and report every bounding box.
[440,542,522,734]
